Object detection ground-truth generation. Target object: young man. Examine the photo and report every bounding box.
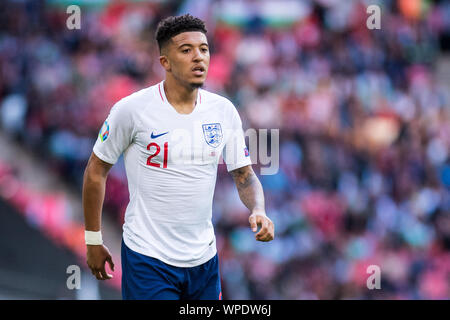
[82,14,274,300]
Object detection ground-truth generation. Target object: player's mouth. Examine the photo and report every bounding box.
[192,65,205,76]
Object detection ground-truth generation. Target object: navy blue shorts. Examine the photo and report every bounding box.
[121,239,222,300]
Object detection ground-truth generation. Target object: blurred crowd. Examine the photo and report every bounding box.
[0,0,449,299]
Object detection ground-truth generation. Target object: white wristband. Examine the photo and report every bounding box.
[85,230,103,245]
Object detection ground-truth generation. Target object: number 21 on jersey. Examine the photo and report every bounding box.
[147,142,168,168]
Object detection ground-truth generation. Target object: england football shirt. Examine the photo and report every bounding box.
[93,81,252,267]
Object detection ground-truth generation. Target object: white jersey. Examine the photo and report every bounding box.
[93,81,251,267]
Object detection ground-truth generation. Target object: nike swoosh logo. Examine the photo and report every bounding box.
[151,131,169,139]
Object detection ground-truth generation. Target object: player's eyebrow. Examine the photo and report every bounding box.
[177,42,209,49]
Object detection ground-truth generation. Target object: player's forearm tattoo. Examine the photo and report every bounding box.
[230,166,265,212]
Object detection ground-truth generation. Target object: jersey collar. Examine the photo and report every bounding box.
[158,80,202,109]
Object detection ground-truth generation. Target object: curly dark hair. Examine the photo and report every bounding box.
[155,14,207,52]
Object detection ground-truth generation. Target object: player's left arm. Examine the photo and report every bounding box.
[230,165,274,242]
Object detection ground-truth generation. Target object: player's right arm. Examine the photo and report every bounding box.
[83,97,134,280]
[82,152,115,280]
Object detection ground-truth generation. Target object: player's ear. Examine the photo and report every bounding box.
[159,40,173,72]
[159,55,171,72]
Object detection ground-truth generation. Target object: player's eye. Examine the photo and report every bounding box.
[201,48,208,53]
[182,48,190,53]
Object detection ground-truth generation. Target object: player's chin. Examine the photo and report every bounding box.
[189,78,205,89]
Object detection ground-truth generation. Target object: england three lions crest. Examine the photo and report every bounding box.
[202,123,223,148]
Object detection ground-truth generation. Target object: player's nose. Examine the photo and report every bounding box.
[192,48,204,62]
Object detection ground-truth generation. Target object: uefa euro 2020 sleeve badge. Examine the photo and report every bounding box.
[99,120,110,142]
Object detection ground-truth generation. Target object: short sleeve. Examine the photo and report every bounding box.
[93,101,134,165]
[222,104,252,172]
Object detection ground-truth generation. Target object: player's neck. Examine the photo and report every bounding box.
[163,77,198,114]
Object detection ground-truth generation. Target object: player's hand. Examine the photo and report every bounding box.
[249,210,274,242]
[86,244,115,280]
